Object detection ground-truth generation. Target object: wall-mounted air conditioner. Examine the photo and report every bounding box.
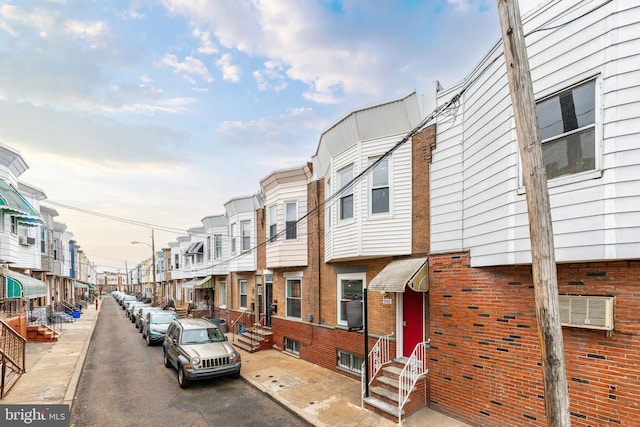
[26,237,36,245]
[559,295,614,331]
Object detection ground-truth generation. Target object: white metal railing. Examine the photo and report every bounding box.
[361,333,394,407]
[398,339,430,423]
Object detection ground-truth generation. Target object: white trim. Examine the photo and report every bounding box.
[336,272,366,327]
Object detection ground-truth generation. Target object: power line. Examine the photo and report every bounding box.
[41,200,189,235]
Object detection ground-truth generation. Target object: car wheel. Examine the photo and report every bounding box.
[178,366,191,389]
[163,350,172,368]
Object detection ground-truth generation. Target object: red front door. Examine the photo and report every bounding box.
[403,287,424,356]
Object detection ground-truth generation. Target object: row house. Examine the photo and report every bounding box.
[427,1,640,426]
[1,142,96,344]
[155,1,639,424]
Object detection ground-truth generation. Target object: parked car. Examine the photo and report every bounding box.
[127,302,149,321]
[135,306,163,331]
[163,318,241,388]
[142,311,180,345]
[121,295,137,308]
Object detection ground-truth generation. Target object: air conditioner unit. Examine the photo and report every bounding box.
[26,237,36,245]
[559,295,614,331]
[18,235,29,246]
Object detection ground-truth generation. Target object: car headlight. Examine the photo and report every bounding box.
[230,352,240,362]
[191,357,200,366]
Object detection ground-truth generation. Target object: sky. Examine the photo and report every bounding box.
[0,0,540,272]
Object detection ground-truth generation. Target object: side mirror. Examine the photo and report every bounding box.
[224,336,228,341]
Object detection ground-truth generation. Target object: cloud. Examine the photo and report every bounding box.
[159,53,213,84]
[192,28,218,55]
[216,53,242,82]
[253,60,288,91]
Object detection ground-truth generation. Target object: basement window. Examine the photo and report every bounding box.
[337,349,363,375]
[283,337,300,356]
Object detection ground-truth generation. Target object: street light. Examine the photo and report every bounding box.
[131,229,157,303]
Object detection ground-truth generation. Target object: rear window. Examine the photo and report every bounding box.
[151,313,178,324]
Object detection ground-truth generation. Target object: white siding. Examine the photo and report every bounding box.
[264,180,309,268]
[432,0,640,266]
[326,134,413,261]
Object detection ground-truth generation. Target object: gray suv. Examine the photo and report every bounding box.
[163,318,241,388]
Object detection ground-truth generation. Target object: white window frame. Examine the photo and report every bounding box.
[241,220,251,252]
[285,201,298,240]
[286,277,302,319]
[219,280,227,307]
[268,205,278,243]
[239,279,247,309]
[369,156,391,215]
[230,223,237,254]
[336,272,365,327]
[214,234,223,259]
[519,76,601,192]
[338,165,354,221]
[283,337,300,355]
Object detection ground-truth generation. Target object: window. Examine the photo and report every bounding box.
[239,279,247,309]
[337,273,364,326]
[285,201,297,240]
[230,223,237,253]
[241,220,251,251]
[371,158,389,214]
[286,278,302,319]
[11,216,18,235]
[268,205,277,242]
[337,350,363,375]
[40,227,46,253]
[219,281,226,307]
[283,337,300,355]
[206,236,211,260]
[214,234,222,259]
[174,254,179,269]
[53,239,58,261]
[339,166,354,220]
[536,79,596,180]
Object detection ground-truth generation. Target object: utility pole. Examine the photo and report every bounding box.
[497,1,570,426]
[152,228,157,303]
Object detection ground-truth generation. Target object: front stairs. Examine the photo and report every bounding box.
[26,324,60,343]
[363,357,428,423]
[233,325,273,353]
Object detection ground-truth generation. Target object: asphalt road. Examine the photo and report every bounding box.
[70,296,309,427]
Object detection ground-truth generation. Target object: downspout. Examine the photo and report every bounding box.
[316,179,322,325]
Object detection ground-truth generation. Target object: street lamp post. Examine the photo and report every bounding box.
[132,229,157,303]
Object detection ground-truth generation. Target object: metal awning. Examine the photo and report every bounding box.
[87,284,96,290]
[195,276,214,289]
[182,276,212,289]
[74,282,88,289]
[186,241,204,255]
[0,180,43,227]
[368,258,428,293]
[3,268,47,298]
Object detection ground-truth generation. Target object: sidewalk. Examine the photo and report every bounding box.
[2,301,470,426]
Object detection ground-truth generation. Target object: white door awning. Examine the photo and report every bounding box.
[369,258,428,293]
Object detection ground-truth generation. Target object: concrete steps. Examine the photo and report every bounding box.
[363,358,427,423]
[26,325,59,343]
[233,327,273,353]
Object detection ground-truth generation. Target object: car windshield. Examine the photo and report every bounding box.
[151,314,177,324]
[181,328,225,344]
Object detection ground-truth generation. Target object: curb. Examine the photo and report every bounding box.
[63,304,101,410]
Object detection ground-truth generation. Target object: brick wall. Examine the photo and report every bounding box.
[412,124,435,256]
[428,251,640,427]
